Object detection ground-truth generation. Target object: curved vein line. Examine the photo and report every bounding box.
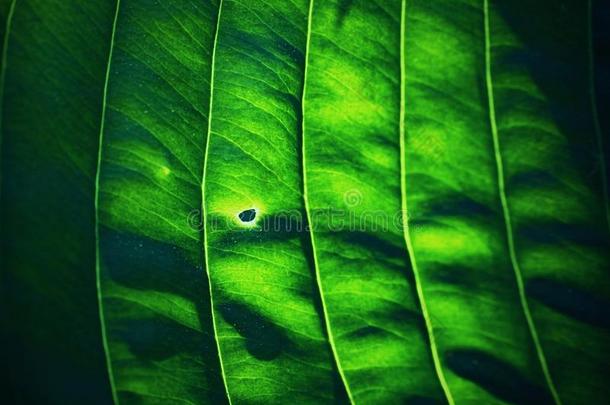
[300,0,354,403]
[483,1,561,403]
[95,1,121,403]
[399,2,454,404]
[0,0,16,209]
[201,1,232,403]
[588,0,610,234]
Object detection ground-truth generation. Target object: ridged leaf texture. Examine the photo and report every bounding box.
[1,0,609,404]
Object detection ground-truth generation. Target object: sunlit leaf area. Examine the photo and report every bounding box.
[1,0,609,404]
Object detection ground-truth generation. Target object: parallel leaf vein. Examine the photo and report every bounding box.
[588,0,610,234]
[300,0,354,402]
[95,0,122,403]
[399,1,454,404]
[0,0,17,206]
[483,1,561,403]
[200,1,232,403]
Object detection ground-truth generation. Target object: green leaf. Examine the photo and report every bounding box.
[96,0,226,403]
[401,1,554,403]
[203,0,347,402]
[1,0,609,404]
[489,1,610,402]
[0,1,115,402]
[399,0,610,403]
[0,0,13,71]
[303,1,447,403]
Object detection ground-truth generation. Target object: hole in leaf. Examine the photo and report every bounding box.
[238,208,257,223]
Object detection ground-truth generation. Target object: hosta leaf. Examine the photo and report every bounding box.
[96,0,226,403]
[0,1,114,402]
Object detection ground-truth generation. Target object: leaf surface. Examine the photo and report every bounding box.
[96,0,227,403]
[0,0,13,69]
[490,0,610,402]
[0,1,115,402]
[203,0,348,402]
[303,0,447,403]
[0,1,608,404]
[401,1,560,403]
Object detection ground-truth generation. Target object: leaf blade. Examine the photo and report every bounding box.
[301,0,354,402]
[403,0,554,402]
[204,0,348,402]
[96,1,227,402]
[303,0,450,403]
[95,0,122,403]
[0,0,116,402]
[201,0,232,402]
[490,0,610,401]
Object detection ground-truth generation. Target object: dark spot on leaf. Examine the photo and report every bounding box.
[518,222,606,246]
[445,349,553,405]
[117,317,206,362]
[218,301,290,361]
[118,392,143,404]
[508,170,559,190]
[99,229,225,402]
[346,307,424,341]
[527,278,610,328]
[101,229,200,299]
[347,326,385,339]
[339,231,405,259]
[238,208,256,223]
[494,0,600,179]
[424,195,493,218]
[229,29,303,65]
[336,0,355,26]
[404,396,445,405]
[428,265,474,287]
